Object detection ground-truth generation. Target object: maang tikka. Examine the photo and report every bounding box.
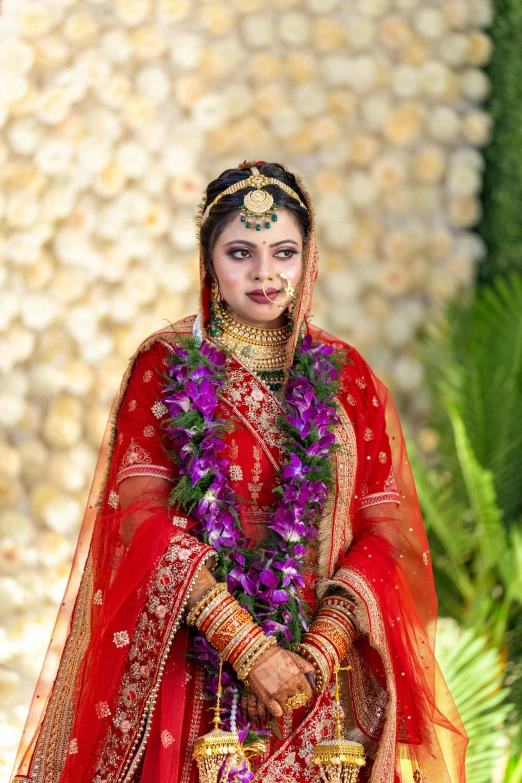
[199,166,308,232]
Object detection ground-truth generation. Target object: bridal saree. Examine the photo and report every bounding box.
[11,182,467,783]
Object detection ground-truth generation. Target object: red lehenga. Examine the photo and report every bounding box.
[11,202,467,783]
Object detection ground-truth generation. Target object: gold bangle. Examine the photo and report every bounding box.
[220,621,258,662]
[186,582,228,626]
[202,601,240,639]
[233,630,269,674]
[237,635,277,681]
[195,593,235,633]
[292,643,328,692]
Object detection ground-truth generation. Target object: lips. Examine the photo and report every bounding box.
[246,288,281,304]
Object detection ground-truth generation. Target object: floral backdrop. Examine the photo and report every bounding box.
[0,0,492,777]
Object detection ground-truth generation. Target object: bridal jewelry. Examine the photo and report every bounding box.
[286,692,309,711]
[311,666,366,783]
[262,273,296,309]
[199,166,308,230]
[207,300,291,392]
[193,660,247,783]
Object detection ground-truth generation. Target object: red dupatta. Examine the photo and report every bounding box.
[11,163,467,783]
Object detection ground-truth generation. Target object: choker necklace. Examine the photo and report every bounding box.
[207,301,291,391]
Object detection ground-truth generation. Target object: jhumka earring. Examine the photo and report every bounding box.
[262,272,296,310]
[311,666,366,783]
[192,661,246,783]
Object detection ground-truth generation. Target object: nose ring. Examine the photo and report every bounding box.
[262,273,295,309]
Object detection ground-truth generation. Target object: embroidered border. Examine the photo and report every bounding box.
[116,464,173,486]
[358,491,401,510]
[94,538,216,783]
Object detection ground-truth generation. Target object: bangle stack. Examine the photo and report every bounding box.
[186,582,276,681]
[293,595,357,693]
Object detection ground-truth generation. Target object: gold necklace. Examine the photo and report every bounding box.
[208,301,290,391]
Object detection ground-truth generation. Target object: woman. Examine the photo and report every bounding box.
[11,161,467,783]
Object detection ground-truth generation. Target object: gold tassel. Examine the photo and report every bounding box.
[312,666,366,783]
[192,660,246,783]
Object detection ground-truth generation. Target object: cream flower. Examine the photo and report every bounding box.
[7,117,41,155]
[372,154,407,193]
[463,111,492,146]
[323,219,357,250]
[123,268,157,305]
[361,94,391,131]
[414,146,446,182]
[391,63,420,97]
[306,0,341,11]
[347,172,378,207]
[394,355,423,392]
[421,61,457,100]
[466,32,492,66]
[136,66,171,104]
[6,193,38,229]
[42,495,82,536]
[19,293,58,331]
[358,0,391,17]
[101,29,133,64]
[348,56,379,94]
[414,8,447,39]
[428,106,461,143]
[76,137,111,173]
[0,70,29,104]
[448,197,481,228]
[130,26,168,59]
[97,74,132,109]
[35,86,71,125]
[6,231,41,266]
[248,53,281,82]
[169,33,203,71]
[439,33,468,67]
[378,18,412,50]
[201,3,236,36]
[447,163,481,197]
[18,2,54,39]
[34,34,70,68]
[293,82,327,117]
[35,138,73,175]
[116,142,151,179]
[122,94,155,129]
[115,0,152,26]
[316,192,351,223]
[284,53,317,84]
[0,38,35,72]
[241,13,275,47]
[192,93,228,130]
[75,49,112,88]
[63,12,99,45]
[384,102,425,145]
[460,69,491,102]
[279,12,311,45]
[157,0,190,23]
[169,213,198,250]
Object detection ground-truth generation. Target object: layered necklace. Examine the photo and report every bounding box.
[207,300,291,392]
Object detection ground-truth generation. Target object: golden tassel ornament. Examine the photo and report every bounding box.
[192,661,246,783]
[312,666,366,783]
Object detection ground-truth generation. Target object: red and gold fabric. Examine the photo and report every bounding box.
[11,172,467,783]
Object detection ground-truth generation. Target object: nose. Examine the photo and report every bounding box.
[251,246,279,283]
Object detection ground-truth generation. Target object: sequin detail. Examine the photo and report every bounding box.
[113,631,130,648]
[108,490,119,509]
[152,401,168,420]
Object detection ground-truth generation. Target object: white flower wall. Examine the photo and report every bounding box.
[0,0,492,775]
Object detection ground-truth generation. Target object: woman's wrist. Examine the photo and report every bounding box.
[186,583,275,680]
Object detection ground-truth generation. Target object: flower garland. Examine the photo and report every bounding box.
[161,332,340,744]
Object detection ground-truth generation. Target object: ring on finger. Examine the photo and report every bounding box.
[286,692,308,711]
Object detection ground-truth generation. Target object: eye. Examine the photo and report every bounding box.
[228,248,252,259]
[276,249,297,259]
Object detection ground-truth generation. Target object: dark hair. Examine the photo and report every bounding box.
[196,161,311,280]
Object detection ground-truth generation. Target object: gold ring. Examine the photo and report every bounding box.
[286,692,308,711]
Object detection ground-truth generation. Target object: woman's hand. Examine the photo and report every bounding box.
[244,646,315,720]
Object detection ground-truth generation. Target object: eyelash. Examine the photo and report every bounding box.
[228,248,297,260]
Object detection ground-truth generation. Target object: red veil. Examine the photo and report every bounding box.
[11,164,467,783]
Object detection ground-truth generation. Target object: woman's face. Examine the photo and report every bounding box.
[211,207,304,329]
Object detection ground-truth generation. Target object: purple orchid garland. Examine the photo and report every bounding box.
[161,333,340,756]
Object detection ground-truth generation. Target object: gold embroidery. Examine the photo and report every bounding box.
[372,395,379,407]
[384,467,397,492]
[364,427,374,441]
[160,730,174,748]
[68,738,78,755]
[128,399,137,412]
[93,589,103,605]
[248,446,263,504]
[378,451,387,464]
[151,401,168,420]
[230,438,239,460]
[355,377,367,389]
[316,404,357,579]
[96,702,111,719]
[347,394,356,406]
[121,439,151,467]
[113,630,130,648]
[143,425,155,437]
[108,490,119,509]
[143,370,153,382]
[229,464,243,481]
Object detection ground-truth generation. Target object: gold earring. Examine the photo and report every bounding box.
[210,278,220,304]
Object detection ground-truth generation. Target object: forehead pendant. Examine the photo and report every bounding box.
[240,188,279,231]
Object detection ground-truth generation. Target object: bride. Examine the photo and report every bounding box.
[11,161,467,783]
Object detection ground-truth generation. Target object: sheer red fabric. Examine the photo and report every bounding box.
[11,166,467,783]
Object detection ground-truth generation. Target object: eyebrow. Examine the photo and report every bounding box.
[224,239,300,248]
